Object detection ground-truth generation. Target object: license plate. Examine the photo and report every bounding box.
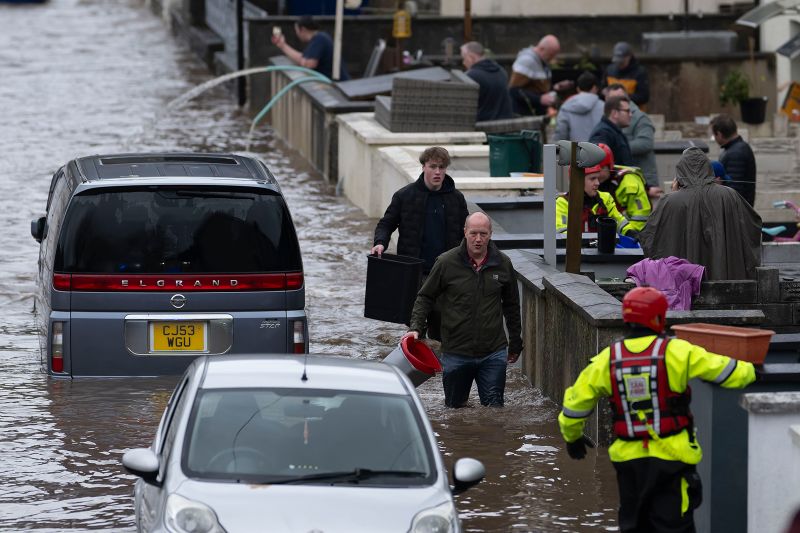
[150,322,206,352]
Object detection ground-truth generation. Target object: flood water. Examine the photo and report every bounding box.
[0,1,618,530]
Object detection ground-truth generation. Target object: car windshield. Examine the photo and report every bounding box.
[55,186,301,273]
[182,389,435,486]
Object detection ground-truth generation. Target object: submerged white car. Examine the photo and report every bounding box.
[122,354,485,533]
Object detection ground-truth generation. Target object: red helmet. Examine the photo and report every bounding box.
[622,287,668,333]
[584,143,614,175]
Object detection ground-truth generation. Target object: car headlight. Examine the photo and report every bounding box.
[165,493,226,533]
[410,501,457,533]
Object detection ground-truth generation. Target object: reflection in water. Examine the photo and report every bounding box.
[0,0,619,531]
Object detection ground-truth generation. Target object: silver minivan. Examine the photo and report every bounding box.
[31,153,307,377]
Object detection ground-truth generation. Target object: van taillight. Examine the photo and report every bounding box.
[53,274,71,291]
[286,273,304,290]
[292,320,306,354]
[51,322,64,373]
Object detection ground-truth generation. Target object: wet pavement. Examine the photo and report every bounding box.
[0,1,618,530]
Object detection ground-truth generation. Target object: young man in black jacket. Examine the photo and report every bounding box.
[371,147,469,275]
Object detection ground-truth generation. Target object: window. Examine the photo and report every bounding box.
[182,389,435,485]
[55,187,301,274]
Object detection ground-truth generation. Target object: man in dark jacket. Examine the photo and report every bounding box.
[404,212,523,407]
[460,41,513,122]
[371,146,469,274]
[711,114,757,206]
[601,41,649,107]
[589,95,633,167]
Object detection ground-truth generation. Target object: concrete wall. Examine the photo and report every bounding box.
[336,113,486,216]
[508,249,766,445]
[741,392,800,533]
[760,13,800,109]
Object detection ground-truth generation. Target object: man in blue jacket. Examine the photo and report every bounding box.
[460,41,513,122]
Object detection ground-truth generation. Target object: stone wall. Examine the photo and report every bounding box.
[597,266,800,333]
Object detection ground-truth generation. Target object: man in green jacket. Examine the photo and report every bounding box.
[403,212,523,407]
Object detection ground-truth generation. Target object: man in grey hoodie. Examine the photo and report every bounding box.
[553,71,604,142]
[606,84,661,196]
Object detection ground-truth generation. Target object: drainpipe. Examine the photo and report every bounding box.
[333,0,344,81]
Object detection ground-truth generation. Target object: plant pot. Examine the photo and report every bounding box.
[739,97,768,125]
[670,323,774,364]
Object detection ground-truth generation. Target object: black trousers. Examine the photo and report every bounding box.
[613,458,702,533]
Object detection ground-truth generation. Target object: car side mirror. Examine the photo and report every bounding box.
[451,457,485,495]
[122,448,162,487]
[31,217,47,243]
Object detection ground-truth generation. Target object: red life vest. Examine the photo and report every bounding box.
[608,336,693,440]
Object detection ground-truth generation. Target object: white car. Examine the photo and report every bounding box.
[122,354,485,532]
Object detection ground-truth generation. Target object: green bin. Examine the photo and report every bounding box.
[488,129,542,177]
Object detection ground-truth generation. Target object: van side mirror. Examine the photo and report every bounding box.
[31,217,47,243]
[451,457,485,495]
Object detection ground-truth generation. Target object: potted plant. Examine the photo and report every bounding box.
[719,69,768,124]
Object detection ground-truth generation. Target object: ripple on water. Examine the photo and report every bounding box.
[0,1,618,531]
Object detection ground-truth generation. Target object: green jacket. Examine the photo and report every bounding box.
[409,240,523,357]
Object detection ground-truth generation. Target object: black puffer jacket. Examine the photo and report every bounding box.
[589,117,633,166]
[720,136,757,206]
[373,174,469,261]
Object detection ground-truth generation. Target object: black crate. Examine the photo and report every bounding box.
[364,253,425,324]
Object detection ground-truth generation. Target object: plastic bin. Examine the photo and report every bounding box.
[671,323,775,364]
[383,336,442,387]
[596,217,617,254]
[364,253,424,324]
[488,129,542,177]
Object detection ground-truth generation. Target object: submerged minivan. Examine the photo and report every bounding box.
[31,153,307,377]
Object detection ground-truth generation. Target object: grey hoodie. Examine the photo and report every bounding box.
[553,92,604,142]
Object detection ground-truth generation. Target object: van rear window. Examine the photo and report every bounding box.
[55,187,302,274]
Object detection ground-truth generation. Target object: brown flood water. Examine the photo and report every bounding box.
[0,1,619,530]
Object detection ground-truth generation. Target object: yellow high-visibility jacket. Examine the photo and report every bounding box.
[555,190,632,236]
[558,335,755,464]
[614,165,652,232]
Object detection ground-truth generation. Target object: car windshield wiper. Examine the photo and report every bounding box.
[269,468,427,485]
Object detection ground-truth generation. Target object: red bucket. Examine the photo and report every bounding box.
[384,337,442,387]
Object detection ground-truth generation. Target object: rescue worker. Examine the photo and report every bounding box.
[558,287,756,532]
[594,143,652,233]
[555,161,638,240]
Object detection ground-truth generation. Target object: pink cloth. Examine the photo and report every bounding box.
[626,256,705,310]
